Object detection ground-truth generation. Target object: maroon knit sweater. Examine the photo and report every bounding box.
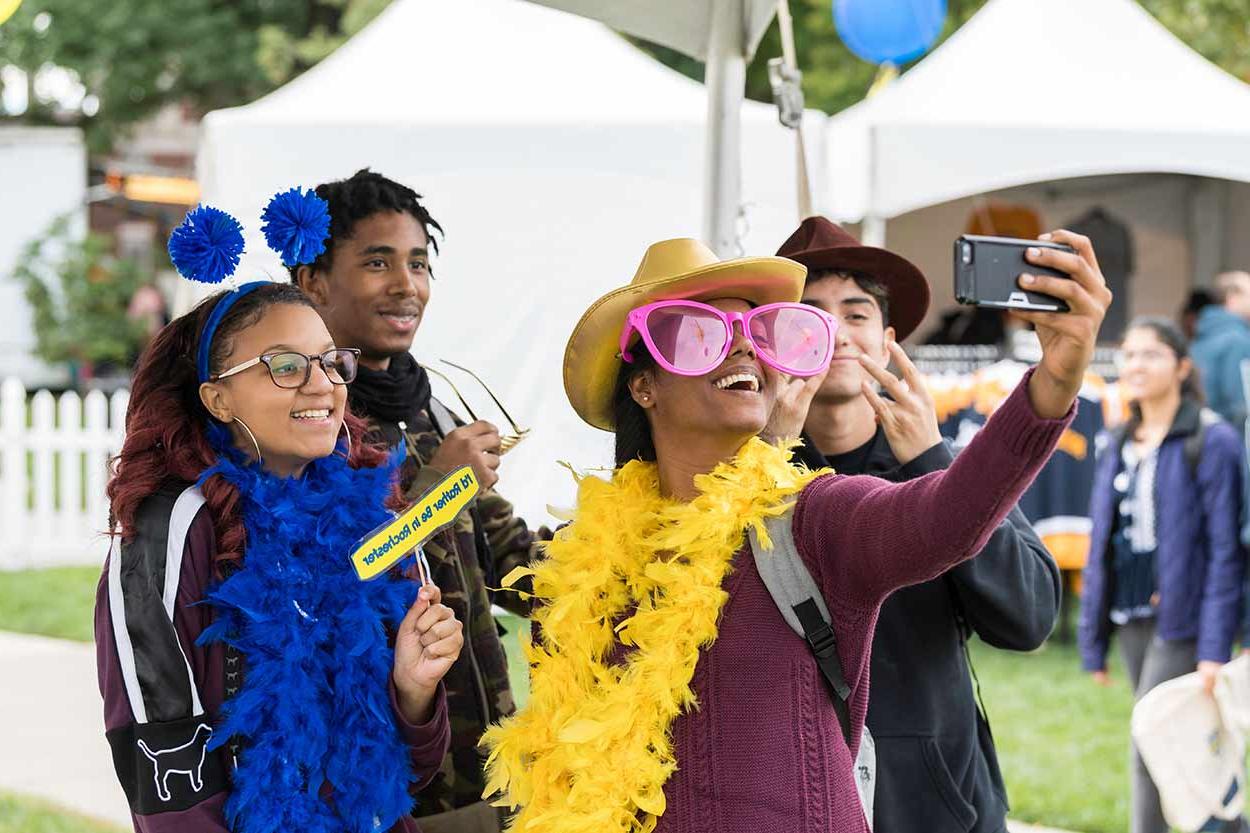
[652,372,1072,833]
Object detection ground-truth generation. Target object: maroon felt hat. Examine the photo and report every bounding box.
[775,216,930,341]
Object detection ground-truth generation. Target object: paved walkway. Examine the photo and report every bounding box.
[0,629,1083,832]
[0,630,130,827]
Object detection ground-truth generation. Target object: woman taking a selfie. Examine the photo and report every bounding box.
[1080,317,1247,833]
[484,231,1110,833]
[95,196,462,833]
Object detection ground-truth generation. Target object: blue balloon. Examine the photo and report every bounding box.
[834,0,947,66]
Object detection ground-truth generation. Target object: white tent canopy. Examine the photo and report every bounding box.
[520,0,779,62]
[198,0,821,525]
[521,0,789,253]
[823,0,1250,224]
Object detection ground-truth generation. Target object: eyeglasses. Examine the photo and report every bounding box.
[620,300,837,377]
[423,359,531,455]
[212,348,361,389]
[1116,348,1176,367]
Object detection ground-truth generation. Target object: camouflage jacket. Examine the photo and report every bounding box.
[377,400,541,816]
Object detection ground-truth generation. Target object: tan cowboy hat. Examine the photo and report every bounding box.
[563,238,807,431]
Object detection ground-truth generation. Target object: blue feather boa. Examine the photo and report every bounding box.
[196,433,419,833]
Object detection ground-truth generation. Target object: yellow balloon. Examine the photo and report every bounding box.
[0,0,22,27]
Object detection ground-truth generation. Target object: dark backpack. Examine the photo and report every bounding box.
[1107,408,1221,481]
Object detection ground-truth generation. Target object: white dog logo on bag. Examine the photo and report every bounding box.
[136,723,213,802]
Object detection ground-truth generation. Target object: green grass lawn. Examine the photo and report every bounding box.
[0,791,124,833]
[971,638,1133,833]
[0,571,1140,832]
[497,613,530,710]
[0,566,99,641]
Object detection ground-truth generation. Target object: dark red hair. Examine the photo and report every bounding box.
[108,283,393,569]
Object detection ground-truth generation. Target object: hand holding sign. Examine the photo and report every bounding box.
[428,421,502,490]
[392,582,463,724]
[352,466,481,581]
[355,466,477,720]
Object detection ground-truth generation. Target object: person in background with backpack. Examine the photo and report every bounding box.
[482,231,1109,833]
[767,217,1060,833]
[1080,316,1248,833]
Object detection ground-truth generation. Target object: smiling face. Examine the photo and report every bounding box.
[199,303,348,478]
[629,297,780,451]
[298,210,431,370]
[801,273,894,405]
[1120,325,1190,406]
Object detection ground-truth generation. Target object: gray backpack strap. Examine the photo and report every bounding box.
[750,514,834,635]
[749,509,876,826]
[749,513,849,705]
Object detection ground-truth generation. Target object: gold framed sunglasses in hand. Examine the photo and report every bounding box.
[422,360,532,455]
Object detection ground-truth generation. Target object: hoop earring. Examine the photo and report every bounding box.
[338,419,352,460]
[233,417,263,467]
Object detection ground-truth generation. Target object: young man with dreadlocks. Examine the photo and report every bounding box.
[767,217,1062,833]
[294,169,542,833]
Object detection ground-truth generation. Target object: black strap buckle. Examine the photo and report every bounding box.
[793,599,851,701]
[805,621,838,658]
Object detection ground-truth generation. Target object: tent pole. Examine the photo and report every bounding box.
[862,124,886,246]
[1189,178,1226,288]
[704,0,745,257]
[862,215,886,247]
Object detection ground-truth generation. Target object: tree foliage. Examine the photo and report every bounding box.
[0,0,391,153]
[12,217,149,368]
[1137,0,1250,83]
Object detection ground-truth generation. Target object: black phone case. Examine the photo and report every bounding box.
[954,235,1075,312]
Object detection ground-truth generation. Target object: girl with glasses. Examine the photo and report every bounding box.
[95,197,462,833]
[483,234,1111,833]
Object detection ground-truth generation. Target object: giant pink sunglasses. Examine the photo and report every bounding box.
[620,299,838,377]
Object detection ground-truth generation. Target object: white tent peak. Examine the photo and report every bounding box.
[859,0,1250,130]
[824,0,1250,220]
[208,0,736,125]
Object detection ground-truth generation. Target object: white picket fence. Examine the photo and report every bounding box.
[0,378,128,570]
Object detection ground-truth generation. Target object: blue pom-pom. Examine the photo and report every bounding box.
[168,205,245,284]
[261,187,331,267]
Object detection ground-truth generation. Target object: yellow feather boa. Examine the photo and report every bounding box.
[482,438,821,833]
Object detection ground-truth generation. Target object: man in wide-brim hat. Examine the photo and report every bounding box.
[770,216,1061,833]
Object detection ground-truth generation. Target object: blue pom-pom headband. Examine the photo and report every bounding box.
[170,188,331,384]
[168,206,245,286]
[261,187,332,268]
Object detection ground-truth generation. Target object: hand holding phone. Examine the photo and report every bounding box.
[954,235,1076,312]
[1016,230,1113,419]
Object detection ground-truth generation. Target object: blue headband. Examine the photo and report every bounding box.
[197,281,269,383]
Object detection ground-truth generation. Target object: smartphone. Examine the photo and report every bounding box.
[954,235,1076,313]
